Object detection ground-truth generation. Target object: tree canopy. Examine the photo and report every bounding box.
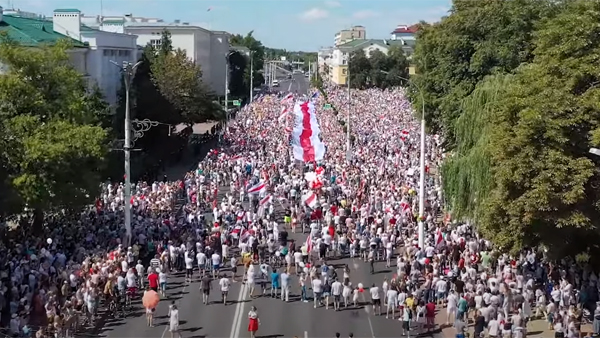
[0,37,110,220]
[111,30,223,182]
[438,0,600,258]
[229,31,265,98]
[347,45,409,89]
[411,0,554,146]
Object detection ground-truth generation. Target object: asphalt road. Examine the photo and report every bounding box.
[97,77,442,338]
[277,73,310,96]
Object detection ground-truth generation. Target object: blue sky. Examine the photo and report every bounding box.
[12,0,451,50]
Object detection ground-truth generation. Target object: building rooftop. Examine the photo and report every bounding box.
[336,38,415,54]
[0,15,86,47]
[53,9,81,13]
[391,24,419,35]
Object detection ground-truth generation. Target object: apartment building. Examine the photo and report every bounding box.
[0,7,138,107]
[81,14,230,96]
[334,25,366,47]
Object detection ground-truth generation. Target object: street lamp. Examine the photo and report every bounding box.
[246,50,254,102]
[343,55,351,163]
[110,60,143,246]
[381,70,427,249]
[225,51,235,112]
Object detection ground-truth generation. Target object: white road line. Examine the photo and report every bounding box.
[288,81,293,92]
[229,283,247,338]
[231,284,248,338]
[304,331,308,338]
[361,293,376,338]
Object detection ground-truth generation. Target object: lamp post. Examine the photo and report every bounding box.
[225,51,234,112]
[110,60,142,246]
[344,55,351,163]
[381,70,427,249]
[247,50,254,102]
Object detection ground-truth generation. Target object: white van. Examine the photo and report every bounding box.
[272,79,279,87]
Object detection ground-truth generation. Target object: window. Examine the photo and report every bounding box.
[342,59,347,65]
[103,50,109,56]
[150,39,162,48]
[342,68,347,75]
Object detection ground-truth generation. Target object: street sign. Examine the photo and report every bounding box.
[324,104,332,109]
[233,100,241,106]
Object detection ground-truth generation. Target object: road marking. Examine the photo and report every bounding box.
[162,278,188,338]
[287,81,293,92]
[304,331,308,338]
[361,293,376,338]
[229,283,247,338]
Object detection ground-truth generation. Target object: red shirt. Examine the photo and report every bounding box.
[148,273,159,288]
[425,302,436,317]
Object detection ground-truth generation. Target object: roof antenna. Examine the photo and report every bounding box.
[100,0,103,20]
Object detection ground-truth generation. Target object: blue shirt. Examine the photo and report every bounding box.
[271,272,280,288]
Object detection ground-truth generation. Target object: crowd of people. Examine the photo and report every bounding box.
[1,81,599,338]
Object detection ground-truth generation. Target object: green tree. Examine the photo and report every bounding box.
[444,0,600,257]
[227,51,248,98]
[348,49,371,89]
[151,48,223,124]
[410,0,555,146]
[0,36,109,223]
[230,31,265,93]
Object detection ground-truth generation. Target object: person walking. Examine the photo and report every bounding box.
[200,274,212,305]
[248,306,261,338]
[168,302,182,338]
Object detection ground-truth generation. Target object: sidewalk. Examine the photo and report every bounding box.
[434,305,594,337]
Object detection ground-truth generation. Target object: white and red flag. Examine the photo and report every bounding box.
[247,182,266,194]
[303,191,318,208]
[291,101,326,162]
[281,93,294,103]
[435,229,444,246]
[259,194,272,206]
[306,235,313,252]
[278,107,290,123]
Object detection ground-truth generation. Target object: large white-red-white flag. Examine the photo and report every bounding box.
[291,101,326,162]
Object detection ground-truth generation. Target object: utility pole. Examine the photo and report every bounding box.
[346,59,351,163]
[120,60,142,246]
[249,50,254,102]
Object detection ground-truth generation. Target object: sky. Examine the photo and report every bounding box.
[7,0,452,51]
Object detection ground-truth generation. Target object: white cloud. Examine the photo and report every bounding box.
[299,8,329,21]
[325,1,341,8]
[352,10,380,19]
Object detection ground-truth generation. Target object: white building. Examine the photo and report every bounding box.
[0,8,138,107]
[317,47,333,75]
[81,15,230,96]
[52,9,138,106]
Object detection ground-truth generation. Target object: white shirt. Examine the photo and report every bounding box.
[331,281,343,295]
[211,253,221,265]
[312,279,323,293]
[386,289,398,305]
[196,252,207,265]
[219,278,231,292]
[370,286,380,300]
[185,257,194,269]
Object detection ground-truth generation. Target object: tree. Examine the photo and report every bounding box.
[410,0,555,146]
[230,31,265,94]
[151,30,223,124]
[0,36,109,223]
[348,49,371,89]
[227,51,248,98]
[443,0,600,257]
[348,45,409,89]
